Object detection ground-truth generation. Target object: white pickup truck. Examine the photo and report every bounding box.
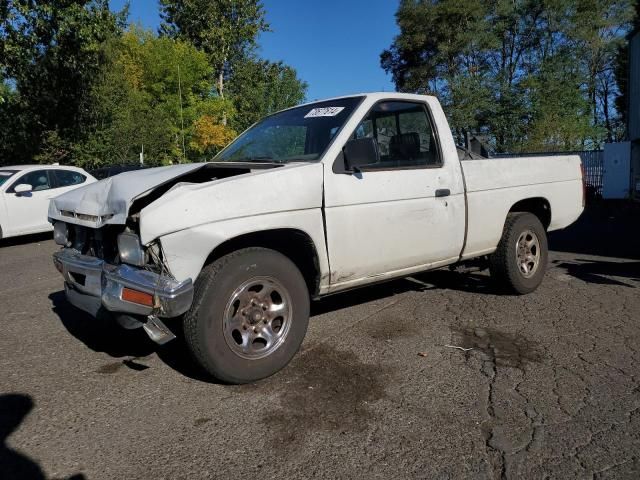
[49,93,584,383]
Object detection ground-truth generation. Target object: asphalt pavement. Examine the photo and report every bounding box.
[1,203,639,479]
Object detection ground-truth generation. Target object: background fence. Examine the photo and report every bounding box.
[492,150,604,196]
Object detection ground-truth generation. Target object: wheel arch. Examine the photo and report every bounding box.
[203,228,322,296]
[507,197,551,230]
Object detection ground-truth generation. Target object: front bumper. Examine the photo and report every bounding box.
[53,248,193,318]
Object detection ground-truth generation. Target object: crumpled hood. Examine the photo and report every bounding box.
[48,163,206,227]
[138,162,323,244]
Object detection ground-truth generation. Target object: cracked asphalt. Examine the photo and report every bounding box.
[1,203,639,479]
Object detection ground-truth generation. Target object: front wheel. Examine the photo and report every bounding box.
[183,247,310,384]
[489,212,548,294]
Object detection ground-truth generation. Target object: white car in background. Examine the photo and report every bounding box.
[0,165,96,239]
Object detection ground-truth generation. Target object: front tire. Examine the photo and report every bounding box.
[489,212,548,294]
[183,247,310,384]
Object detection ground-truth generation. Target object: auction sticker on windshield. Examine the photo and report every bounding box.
[304,107,345,118]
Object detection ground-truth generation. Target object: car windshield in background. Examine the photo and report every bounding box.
[0,170,18,187]
[214,96,364,163]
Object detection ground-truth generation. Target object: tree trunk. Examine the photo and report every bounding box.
[218,65,227,126]
[602,80,613,143]
[218,69,224,99]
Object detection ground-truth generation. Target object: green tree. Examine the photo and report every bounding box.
[159,0,269,99]
[0,1,304,166]
[381,0,636,152]
[227,58,308,131]
[614,1,640,138]
[570,0,636,143]
[522,52,597,151]
[381,0,495,145]
[76,29,236,167]
[0,0,126,163]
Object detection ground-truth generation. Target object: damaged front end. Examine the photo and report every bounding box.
[52,223,193,344]
[48,161,283,343]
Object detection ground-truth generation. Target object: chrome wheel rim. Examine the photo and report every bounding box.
[222,276,292,360]
[516,230,540,278]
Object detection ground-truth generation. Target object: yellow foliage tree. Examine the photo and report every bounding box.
[190,115,237,156]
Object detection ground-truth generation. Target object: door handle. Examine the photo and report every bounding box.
[435,188,450,198]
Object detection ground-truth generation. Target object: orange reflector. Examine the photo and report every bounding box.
[122,288,154,307]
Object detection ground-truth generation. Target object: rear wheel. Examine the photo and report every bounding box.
[489,212,548,294]
[183,247,310,384]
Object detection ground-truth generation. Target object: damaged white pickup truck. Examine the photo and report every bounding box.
[50,93,584,383]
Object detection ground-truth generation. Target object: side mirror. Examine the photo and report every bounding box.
[343,137,380,172]
[14,184,33,195]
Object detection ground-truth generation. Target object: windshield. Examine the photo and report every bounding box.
[0,170,18,187]
[214,96,364,163]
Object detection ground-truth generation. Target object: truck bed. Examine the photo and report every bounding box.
[460,155,583,260]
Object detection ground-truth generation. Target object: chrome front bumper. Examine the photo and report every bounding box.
[53,248,194,318]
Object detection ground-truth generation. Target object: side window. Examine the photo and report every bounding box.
[10,170,52,192]
[353,119,374,140]
[399,109,434,155]
[374,114,397,157]
[54,170,86,188]
[352,101,441,169]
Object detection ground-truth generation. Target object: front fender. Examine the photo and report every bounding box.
[159,209,330,291]
[139,163,323,244]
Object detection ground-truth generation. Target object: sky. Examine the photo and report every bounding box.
[109,0,399,100]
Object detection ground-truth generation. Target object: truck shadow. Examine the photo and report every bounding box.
[312,270,496,316]
[547,202,640,285]
[548,201,640,260]
[48,291,214,382]
[49,269,497,383]
[49,291,155,358]
[551,258,640,287]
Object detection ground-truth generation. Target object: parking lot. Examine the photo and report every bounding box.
[1,203,639,479]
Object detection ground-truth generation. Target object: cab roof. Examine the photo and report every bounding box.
[277,91,436,114]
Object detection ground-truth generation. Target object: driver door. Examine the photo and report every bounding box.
[4,169,56,235]
[323,100,465,290]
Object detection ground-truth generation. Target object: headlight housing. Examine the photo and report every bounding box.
[117,232,145,266]
[53,222,69,246]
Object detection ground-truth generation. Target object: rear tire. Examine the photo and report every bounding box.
[183,247,310,384]
[489,212,548,294]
